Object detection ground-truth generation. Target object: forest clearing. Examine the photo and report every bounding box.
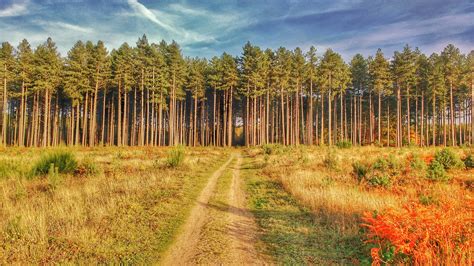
[0,145,472,264]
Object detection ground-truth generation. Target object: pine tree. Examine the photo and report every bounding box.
[0,42,15,146]
[33,38,62,147]
[369,49,391,144]
[350,54,368,145]
[441,44,462,146]
[16,39,34,147]
[305,46,317,145]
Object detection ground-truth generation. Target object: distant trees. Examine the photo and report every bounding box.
[0,36,472,147]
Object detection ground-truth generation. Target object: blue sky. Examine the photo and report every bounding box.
[1,0,473,60]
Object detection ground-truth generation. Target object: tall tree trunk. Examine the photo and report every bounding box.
[450,81,455,146]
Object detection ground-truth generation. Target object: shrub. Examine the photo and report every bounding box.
[434,148,463,170]
[362,200,474,265]
[426,160,449,181]
[463,154,474,169]
[47,164,61,191]
[166,145,185,168]
[262,144,273,155]
[336,140,352,149]
[368,175,391,188]
[373,155,400,173]
[323,149,339,170]
[409,154,427,171]
[31,150,77,176]
[352,162,369,182]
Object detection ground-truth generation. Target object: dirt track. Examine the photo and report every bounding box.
[160,153,266,265]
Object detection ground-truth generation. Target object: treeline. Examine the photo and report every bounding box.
[0,35,472,147]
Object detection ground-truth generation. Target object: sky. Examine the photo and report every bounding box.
[0,0,473,60]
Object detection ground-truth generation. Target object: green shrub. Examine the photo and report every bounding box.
[434,148,463,170]
[262,144,273,155]
[31,150,77,176]
[323,149,339,170]
[426,160,449,181]
[47,164,61,191]
[463,154,474,169]
[372,155,400,176]
[368,175,391,188]
[409,154,427,171]
[336,140,352,149]
[166,145,185,168]
[419,194,439,206]
[352,162,369,182]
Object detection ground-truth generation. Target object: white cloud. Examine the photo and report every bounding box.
[126,0,177,34]
[0,1,29,17]
[49,22,94,33]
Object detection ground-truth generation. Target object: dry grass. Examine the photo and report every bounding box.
[245,145,474,262]
[0,146,230,264]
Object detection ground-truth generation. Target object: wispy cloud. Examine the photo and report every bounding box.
[42,21,95,33]
[0,1,29,17]
[126,0,177,34]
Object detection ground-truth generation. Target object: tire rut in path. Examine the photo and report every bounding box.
[224,154,267,264]
[160,154,235,265]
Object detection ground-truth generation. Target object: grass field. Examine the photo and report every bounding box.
[0,145,472,264]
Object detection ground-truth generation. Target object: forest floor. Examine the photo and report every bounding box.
[0,146,472,264]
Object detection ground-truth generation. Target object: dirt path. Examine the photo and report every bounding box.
[161,153,266,265]
[225,154,266,264]
[160,154,235,265]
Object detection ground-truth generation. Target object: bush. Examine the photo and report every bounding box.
[47,164,61,191]
[434,148,463,170]
[262,144,273,155]
[31,150,78,176]
[323,149,339,170]
[368,175,391,188]
[336,140,352,149]
[426,160,449,181]
[166,145,185,168]
[362,200,473,265]
[463,154,474,169]
[352,162,369,182]
[409,154,427,171]
[372,155,400,173]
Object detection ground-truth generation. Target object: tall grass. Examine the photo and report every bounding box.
[166,145,185,168]
[30,150,78,176]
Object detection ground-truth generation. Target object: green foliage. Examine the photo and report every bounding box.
[372,156,399,172]
[434,148,463,170]
[426,160,449,181]
[336,140,352,149]
[409,154,427,171]
[31,150,78,176]
[368,175,391,188]
[0,159,23,179]
[352,162,369,182]
[166,145,185,168]
[262,144,274,155]
[47,164,61,191]
[463,154,474,169]
[419,194,439,206]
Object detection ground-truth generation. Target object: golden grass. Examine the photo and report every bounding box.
[249,145,473,234]
[0,146,231,264]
